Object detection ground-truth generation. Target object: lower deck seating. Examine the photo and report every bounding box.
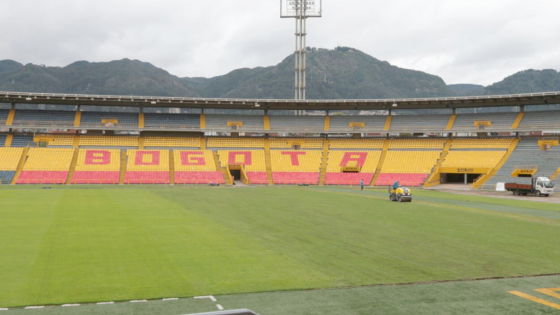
[376,173,429,187]
[273,172,319,185]
[0,148,24,184]
[325,151,381,185]
[175,171,224,184]
[245,172,268,184]
[72,149,121,184]
[0,171,15,185]
[174,150,224,184]
[217,150,267,184]
[325,173,374,186]
[375,151,441,187]
[17,148,74,184]
[270,150,322,185]
[125,150,170,184]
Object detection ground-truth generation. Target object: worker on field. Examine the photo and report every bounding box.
[360,179,364,191]
[393,181,400,190]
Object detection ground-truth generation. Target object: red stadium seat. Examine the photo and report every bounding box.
[16,171,68,184]
[175,171,225,184]
[124,171,170,184]
[246,172,268,184]
[375,173,428,187]
[272,172,319,185]
[325,173,374,185]
[71,171,120,184]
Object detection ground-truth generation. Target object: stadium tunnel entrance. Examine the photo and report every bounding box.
[230,169,241,180]
[441,173,483,185]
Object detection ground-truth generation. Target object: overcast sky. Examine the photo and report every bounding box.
[1,0,559,86]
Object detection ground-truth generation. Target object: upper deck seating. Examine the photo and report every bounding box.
[390,115,450,132]
[174,150,224,184]
[124,150,170,184]
[329,139,384,149]
[269,116,325,132]
[0,147,24,184]
[72,149,121,184]
[79,136,139,147]
[329,115,387,132]
[451,138,513,149]
[38,135,75,146]
[81,112,139,129]
[144,113,200,129]
[12,110,75,127]
[518,111,560,130]
[389,139,446,149]
[452,113,519,131]
[485,138,560,187]
[0,134,6,147]
[206,115,264,131]
[11,135,34,147]
[17,148,74,184]
[207,138,264,148]
[0,110,9,125]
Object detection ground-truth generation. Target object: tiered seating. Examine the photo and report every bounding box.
[270,150,322,184]
[37,135,75,146]
[0,134,6,147]
[0,110,9,125]
[81,112,139,128]
[144,137,200,148]
[329,115,387,132]
[451,138,513,149]
[144,113,200,129]
[518,111,560,130]
[441,151,506,169]
[389,139,446,149]
[12,110,75,127]
[269,138,324,149]
[376,151,441,186]
[72,149,121,184]
[217,150,268,184]
[269,116,325,132]
[79,136,139,147]
[206,115,264,130]
[325,151,381,185]
[390,115,450,132]
[11,135,33,147]
[0,148,24,184]
[174,150,224,184]
[124,150,170,184]
[17,148,74,184]
[207,137,264,148]
[452,113,519,131]
[486,138,560,187]
[329,139,384,149]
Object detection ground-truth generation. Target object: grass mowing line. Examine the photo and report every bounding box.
[311,188,560,227]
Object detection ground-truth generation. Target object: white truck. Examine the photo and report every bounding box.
[505,177,555,197]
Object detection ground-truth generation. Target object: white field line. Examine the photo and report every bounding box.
[97,302,114,305]
[216,304,224,310]
[194,295,216,302]
[0,308,8,311]
[130,300,147,303]
[62,304,80,307]
[24,306,44,309]
[162,298,179,301]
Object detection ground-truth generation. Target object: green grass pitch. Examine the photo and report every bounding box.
[1,186,559,314]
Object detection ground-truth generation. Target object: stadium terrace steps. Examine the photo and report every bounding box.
[11,147,28,185]
[264,139,274,185]
[370,139,390,186]
[318,140,330,185]
[65,148,80,184]
[423,140,453,188]
[0,171,16,185]
[472,138,520,189]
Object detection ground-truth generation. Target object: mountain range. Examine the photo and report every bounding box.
[1,47,559,99]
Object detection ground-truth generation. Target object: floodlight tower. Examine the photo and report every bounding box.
[281,0,322,100]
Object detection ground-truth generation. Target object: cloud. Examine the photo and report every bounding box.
[0,0,559,85]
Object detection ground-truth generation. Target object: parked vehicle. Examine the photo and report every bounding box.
[505,177,554,197]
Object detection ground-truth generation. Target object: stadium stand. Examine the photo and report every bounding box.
[0,147,24,184]
[441,151,507,170]
[144,137,200,148]
[72,149,121,184]
[17,148,74,184]
[81,112,139,128]
[451,113,519,131]
[207,137,264,148]
[206,115,264,130]
[79,136,139,147]
[124,150,170,184]
[217,150,268,184]
[390,114,450,132]
[450,138,514,149]
[376,151,441,186]
[329,115,387,132]
[0,134,6,147]
[324,151,381,185]
[270,150,322,184]
[174,150,224,184]
[10,135,34,147]
[12,110,75,127]
[0,109,10,125]
[518,110,560,130]
[329,139,384,149]
[269,138,324,149]
[389,139,446,149]
[485,138,560,187]
[144,113,200,129]
[269,116,325,132]
[36,134,75,146]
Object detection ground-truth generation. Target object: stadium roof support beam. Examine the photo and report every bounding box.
[1,91,560,111]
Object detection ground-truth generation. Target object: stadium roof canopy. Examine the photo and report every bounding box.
[1,90,560,111]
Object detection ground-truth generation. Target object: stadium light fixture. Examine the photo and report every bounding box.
[392,103,398,107]
[255,103,260,108]
[151,101,157,105]
[25,97,32,101]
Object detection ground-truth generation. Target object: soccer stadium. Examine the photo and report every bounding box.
[1,90,560,315]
